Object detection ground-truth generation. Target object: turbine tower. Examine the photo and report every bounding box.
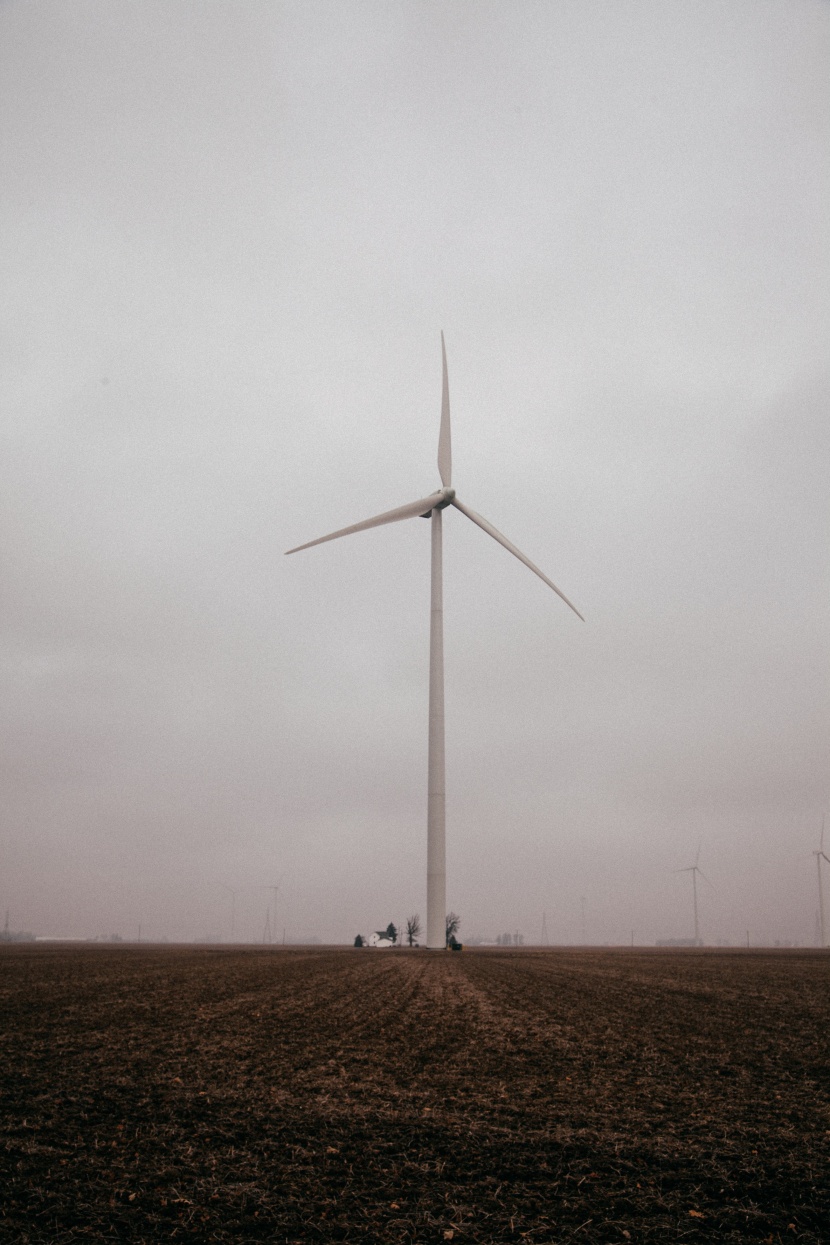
[263,882,281,946]
[813,818,829,948]
[222,884,236,943]
[286,334,583,948]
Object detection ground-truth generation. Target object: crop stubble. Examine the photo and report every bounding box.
[0,946,828,1242]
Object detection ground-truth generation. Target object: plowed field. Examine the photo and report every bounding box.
[1,946,828,1243]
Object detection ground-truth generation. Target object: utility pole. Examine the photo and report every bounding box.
[261,883,281,946]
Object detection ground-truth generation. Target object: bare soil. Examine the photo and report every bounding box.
[1,946,828,1243]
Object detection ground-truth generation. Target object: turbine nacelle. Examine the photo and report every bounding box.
[420,487,456,517]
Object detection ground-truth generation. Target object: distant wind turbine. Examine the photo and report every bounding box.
[222,884,236,942]
[676,846,712,946]
[263,882,281,946]
[286,334,583,948]
[813,818,829,948]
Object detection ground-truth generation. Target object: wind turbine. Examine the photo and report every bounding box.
[676,846,712,946]
[263,882,281,946]
[222,884,236,943]
[286,334,583,949]
[813,817,829,948]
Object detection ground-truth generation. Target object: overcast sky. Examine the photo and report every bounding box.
[2,0,828,945]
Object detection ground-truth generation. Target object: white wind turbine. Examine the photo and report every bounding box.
[813,818,829,948]
[286,334,583,949]
[262,880,282,946]
[676,846,712,946]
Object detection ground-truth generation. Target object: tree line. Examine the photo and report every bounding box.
[353,912,461,949]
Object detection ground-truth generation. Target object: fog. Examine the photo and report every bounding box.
[2,1,828,946]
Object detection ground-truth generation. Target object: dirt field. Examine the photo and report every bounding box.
[1,946,828,1243]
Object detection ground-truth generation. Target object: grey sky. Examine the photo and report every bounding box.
[2,1,828,945]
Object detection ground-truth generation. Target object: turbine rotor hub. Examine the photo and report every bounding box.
[420,487,455,518]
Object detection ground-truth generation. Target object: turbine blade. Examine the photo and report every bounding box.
[286,492,441,554]
[451,496,584,621]
[438,331,452,487]
[698,868,716,890]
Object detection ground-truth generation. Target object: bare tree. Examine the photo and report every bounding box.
[406,914,421,947]
[445,911,461,947]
